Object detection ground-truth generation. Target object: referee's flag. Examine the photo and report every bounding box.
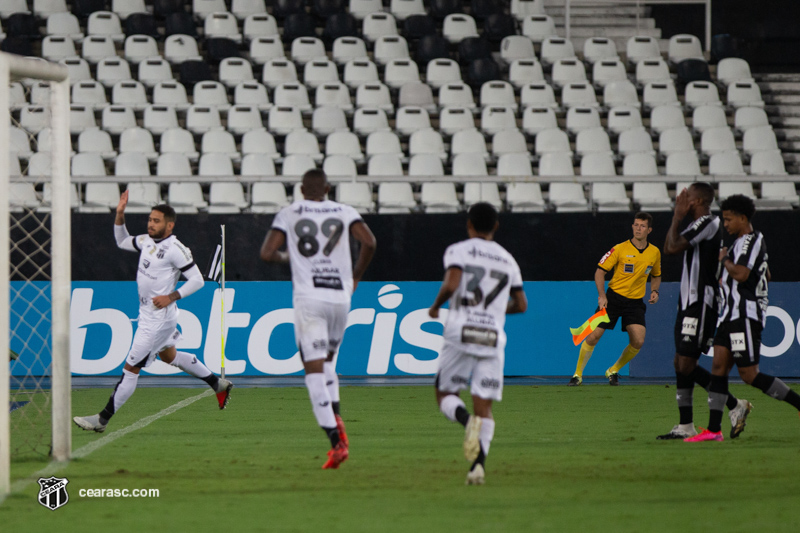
[206,244,223,283]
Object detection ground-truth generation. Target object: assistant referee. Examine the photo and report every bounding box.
[568,212,662,386]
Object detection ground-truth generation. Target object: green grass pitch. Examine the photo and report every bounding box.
[4,383,800,532]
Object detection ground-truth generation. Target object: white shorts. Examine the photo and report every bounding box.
[293,296,350,362]
[435,341,504,401]
[126,318,183,369]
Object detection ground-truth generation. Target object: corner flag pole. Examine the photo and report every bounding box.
[220,224,226,380]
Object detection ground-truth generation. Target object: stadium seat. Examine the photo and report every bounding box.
[552,59,587,89]
[603,80,640,109]
[500,36,535,65]
[509,59,545,89]
[368,154,404,177]
[366,131,404,161]
[114,152,151,178]
[561,82,598,109]
[408,154,445,177]
[41,36,77,63]
[496,153,534,177]
[758,182,798,208]
[160,128,200,161]
[250,37,286,65]
[60,58,92,84]
[138,57,175,89]
[336,181,374,213]
[659,128,696,159]
[439,82,476,110]
[353,108,390,136]
[244,14,279,42]
[451,153,489,176]
[208,183,248,213]
[676,58,712,85]
[282,12,317,42]
[398,82,436,114]
[168,182,208,213]
[466,58,500,90]
[443,13,478,44]
[185,105,224,135]
[522,106,557,137]
[566,107,601,136]
[40,183,81,212]
[355,83,394,115]
[650,105,686,135]
[384,59,421,90]
[607,106,643,135]
[267,106,305,136]
[592,182,631,212]
[619,127,656,157]
[521,14,556,43]
[451,128,489,161]
[727,81,765,109]
[179,61,215,90]
[480,81,517,111]
[323,12,359,44]
[124,181,162,213]
[549,182,589,212]
[87,11,124,42]
[102,105,137,135]
[233,0,268,21]
[224,104,262,136]
[332,37,369,65]
[152,81,190,111]
[193,81,231,111]
[409,128,447,161]
[580,153,616,176]
[506,182,545,212]
[362,13,398,43]
[262,59,299,89]
[220,58,256,89]
[632,182,672,211]
[312,106,349,137]
[72,153,108,177]
[143,105,179,136]
[316,83,354,113]
[202,129,242,161]
[242,129,279,159]
[323,155,357,178]
[206,37,242,64]
[709,152,745,176]
[668,34,704,65]
[520,82,557,109]
[692,105,728,135]
[231,83,270,114]
[291,37,326,65]
[718,181,755,199]
[734,107,770,133]
[540,37,575,67]
[125,14,159,39]
[635,58,671,87]
[463,182,502,210]
[112,80,148,111]
[592,59,627,89]
[165,11,198,38]
[415,34,451,66]
[120,127,159,161]
[193,0,226,20]
[303,60,340,89]
[481,106,518,136]
[96,58,132,89]
[374,35,410,65]
[282,154,317,177]
[685,82,722,110]
[717,58,753,86]
[535,128,571,157]
[749,151,787,175]
[492,129,529,158]
[439,107,476,137]
[575,128,612,157]
[378,182,416,213]
[642,81,680,111]
[701,127,736,157]
[626,36,661,67]
[71,81,108,111]
[390,0,425,21]
[344,59,380,89]
[81,36,117,65]
[349,0,382,20]
[273,83,312,113]
[250,182,289,213]
[324,131,363,162]
[583,37,618,64]
[82,183,121,213]
[622,153,659,176]
[420,182,460,213]
[742,126,779,157]
[9,126,33,160]
[538,153,574,176]
[198,153,235,178]
[665,151,702,176]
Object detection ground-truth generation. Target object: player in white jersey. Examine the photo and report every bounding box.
[260,170,376,469]
[74,191,233,433]
[686,195,800,443]
[429,203,527,485]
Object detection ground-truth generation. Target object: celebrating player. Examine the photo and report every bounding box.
[260,169,376,469]
[686,195,800,442]
[429,203,527,485]
[658,183,751,440]
[74,191,233,433]
[568,212,661,386]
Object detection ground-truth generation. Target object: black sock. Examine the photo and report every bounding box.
[99,376,125,422]
[752,372,800,410]
[323,426,340,448]
[785,391,800,411]
[676,372,694,425]
[690,366,711,389]
[708,374,728,433]
[455,406,470,427]
[725,393,739,410]
[471,446,486,471]
[332,401,340,416]
[679,406,693,425]
[201,373,220,390]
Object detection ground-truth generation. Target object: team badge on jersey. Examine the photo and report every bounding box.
[38,476,69,511]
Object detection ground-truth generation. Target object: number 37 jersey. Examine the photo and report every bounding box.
[443,238,524,358]
[272,200,363,303]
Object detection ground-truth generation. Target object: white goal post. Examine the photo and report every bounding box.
[0,53,70,497]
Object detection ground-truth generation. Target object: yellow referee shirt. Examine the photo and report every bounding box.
[598,240,662,300]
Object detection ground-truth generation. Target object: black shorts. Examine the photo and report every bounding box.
[674,302,718,359]
[713,318,762,368]
[597,288,646,330]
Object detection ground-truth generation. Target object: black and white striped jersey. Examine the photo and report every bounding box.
[718,231,769,327]
[679,215,720,311]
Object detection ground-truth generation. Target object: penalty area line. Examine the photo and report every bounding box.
[3,389,213,503]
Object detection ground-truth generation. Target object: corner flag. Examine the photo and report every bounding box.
[206,244,223,283]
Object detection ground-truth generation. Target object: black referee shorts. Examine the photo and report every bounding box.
[597,288,646,331]
[674,302,717,359]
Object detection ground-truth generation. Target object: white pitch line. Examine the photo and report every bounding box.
[3,389,213,502]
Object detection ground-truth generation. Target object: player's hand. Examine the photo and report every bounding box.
[649,290,659,304]
[117,190,128,214]
[673,188,690,218]
[719,247,728,262]
[151,295,171,309]
[428,307,439,318]
[597,295,608,309]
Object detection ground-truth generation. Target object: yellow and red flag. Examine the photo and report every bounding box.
[569,308,610,346]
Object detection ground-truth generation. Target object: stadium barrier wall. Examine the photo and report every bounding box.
[10,281,800,378]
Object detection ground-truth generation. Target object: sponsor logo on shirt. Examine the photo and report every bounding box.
[599,248,615,264]
[624,263,634,273]
[645,266,653,275]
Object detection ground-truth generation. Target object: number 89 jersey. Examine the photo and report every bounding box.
[272,199,363,303]
[443,238,523,358]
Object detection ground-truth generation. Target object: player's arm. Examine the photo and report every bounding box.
[664,188,692,255]
[594,268,608,309]
[152,263,203,309]
[429,267,462,318]
[350,220,377,290]
[719,247,750,282]
[113,190,138,252]
[506,287,527,315]
[259,229,289,263]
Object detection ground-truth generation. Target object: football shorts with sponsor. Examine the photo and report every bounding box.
[127,318,183,368]
[293,296,350,362]
[674,302,718,358]
[713,318,762,367]
[597,288,646,330]
[435,341,504,401]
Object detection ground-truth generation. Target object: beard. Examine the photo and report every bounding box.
[148,227,166,239]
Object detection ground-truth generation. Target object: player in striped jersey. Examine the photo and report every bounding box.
[658,183,750,441]
[686,195,800,442]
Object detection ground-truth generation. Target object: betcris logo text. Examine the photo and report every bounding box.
[66,282,450,376]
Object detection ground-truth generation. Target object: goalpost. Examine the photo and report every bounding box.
[0,53,71,497]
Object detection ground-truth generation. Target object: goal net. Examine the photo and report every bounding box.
[1,53,71,497]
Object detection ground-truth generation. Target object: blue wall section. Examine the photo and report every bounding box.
[10,281,800,378]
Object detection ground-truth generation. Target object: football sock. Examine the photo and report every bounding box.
[305,372,337,433]
[99,368,138,422]
[707,374,728,433]
[676,372,694,425]
[575,342,595,377]
[323,426,341,448]
[170,351,219,389]
[608,344,640,374]
[752,373,800,410]
[440,394,469,426]
[471,448,486,471]
[690,366,738,409]
[479,417,495,456]
[323,361,341,416]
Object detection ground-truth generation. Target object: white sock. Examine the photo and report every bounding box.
[170,351,213,379]
[439,394,467,423]
[113,369,139,413]
[323,361,340,404]
[305,373,336,429]
[479,417,495,455]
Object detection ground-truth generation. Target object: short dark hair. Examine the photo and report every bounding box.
[634,211,653,228]
[689,182,715,207]
[302,168,326,182]
[720,194,756,220]
[151,204,176,223]
[469,202,498,233]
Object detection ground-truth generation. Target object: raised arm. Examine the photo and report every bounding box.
[664,188,692,255]
[114,190,138,252]
[350,220,377,290]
